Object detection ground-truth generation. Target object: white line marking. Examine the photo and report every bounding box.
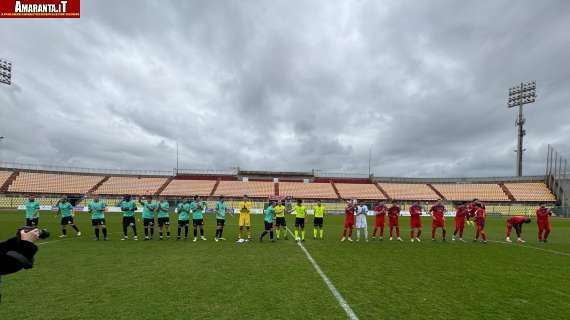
[287,228,359,320]
[488,240,570,257]
[37,238,71,246]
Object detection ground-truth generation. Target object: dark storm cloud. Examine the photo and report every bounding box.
[0,0,569,177]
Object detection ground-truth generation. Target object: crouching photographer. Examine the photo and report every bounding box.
[0,227,48,303]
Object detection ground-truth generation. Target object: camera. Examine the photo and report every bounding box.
[16,227,50,240]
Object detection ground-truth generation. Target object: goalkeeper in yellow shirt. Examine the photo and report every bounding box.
[237,195,253,242]
[312,199,325,240]
[274,200,288,240]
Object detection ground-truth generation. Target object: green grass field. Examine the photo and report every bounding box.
[0,210,569,320]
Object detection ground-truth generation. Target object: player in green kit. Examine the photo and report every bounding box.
[139,196,157,240]
[260,201,276,242]
[119,195,138,240]
[176,197,191,240]
[190,195,207,242]
[313,199,325,240]
[88,194,108,240]
[157,196,171,240]
[24,195,40,227]
[214,195,231,242]
[291,199,307,242]
[56,197,81,237]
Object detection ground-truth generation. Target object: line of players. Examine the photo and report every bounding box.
[21,194,553,243]
[341,199,553,243]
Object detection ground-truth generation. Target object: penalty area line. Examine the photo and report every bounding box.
[488,240,570,257]
[286,228,359,320]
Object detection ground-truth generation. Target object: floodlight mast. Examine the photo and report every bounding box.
[508,81,536,176]
[0,58,12,85]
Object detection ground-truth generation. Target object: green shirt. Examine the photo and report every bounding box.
[264,206,275,223]
[313,205,325,218]
[88,200,106,220]
[190,200,206,220]
[58,202,73,217]
[293,205,307,219]
[24,200,40,219]
[120,200,137,217]
[177,202,191,221]
[215,201,227,220]
[158,201,170,218]
[141,200,157,219]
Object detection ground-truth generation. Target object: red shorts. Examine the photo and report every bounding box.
[389,219,399,228]
[455,219,465,228]
[344,219,354,228]
[432,219,445,228]
[410,219,422,229]
[375,217,385,228]
[538,222,551,230]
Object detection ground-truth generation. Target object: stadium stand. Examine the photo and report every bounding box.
[0,196,62,208]
[0,170,13,189]
[378,183,439,201]
[432,183,510,201]
[503,182,556,202]
[8,172,105,194]
[279,182,338,199]
[161,179,217,197]
[213,181,275,198]
[334,183,386,200]
[95,176,168,195]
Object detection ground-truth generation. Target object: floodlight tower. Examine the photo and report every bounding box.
[508,81,536,176]
[0,58,12,85]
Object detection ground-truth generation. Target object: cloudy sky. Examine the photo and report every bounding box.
[1,0,569,177]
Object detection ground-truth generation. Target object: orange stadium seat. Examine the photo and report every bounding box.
[161,179,216,197]
[504,182,556,202]
[8,172,104,194]
[279,182,338,199]
[213,181,275,198]
[378,183,439,201]
[432,183,509,201]
[96,176,168,195]
[0,170,13,187]
[335,183,386,200]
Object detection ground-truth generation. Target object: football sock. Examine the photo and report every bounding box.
[301,230,305,240]
[544,230,550,240]
[294,230,299,239]
[132,225,137,236]
[320,229,324,239]
[160,231,163,237]
[62,228,67,236]
[102,228,107,238]
[356,229,361,240]
[396,228,400,237]
[144,228,148,237]
[95,228,100,239]
[184,226,189,237]
[276,229,280,239]
[200,227,204,236]
[150,227,154,237]
[417,230,422,237]
[167,231,170,237]
[270,231,274,240]
[364,229,368,240]
[177,227,181,237]
[219,228,224,237]
[260,231,267,239]
[390,228,393,237]
[193,228,197,237]
[123,225,128,237]
[72,225,79,232]
[313,229,317,238]
[247,229,252,239]
[348,228,353,237]
[442,230,446,239]
[431,228,436,238]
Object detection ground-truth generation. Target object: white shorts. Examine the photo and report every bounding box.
[356,214,368,228]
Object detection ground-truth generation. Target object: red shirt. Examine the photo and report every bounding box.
[345,206,355,222]
[507,216,529,224]
[410,204,422,222]
[468,203,478,218]
[536,207,551,223]
[430,204,445,222]
[455,205,467,221]
[475,208,486,224]
[374,204,387,223]
[388,205,400,219]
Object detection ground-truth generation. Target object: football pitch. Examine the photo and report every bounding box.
[1,211,569,320]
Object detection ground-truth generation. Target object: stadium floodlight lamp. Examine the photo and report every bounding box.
[0,58,12,85]
[507,81,537,176]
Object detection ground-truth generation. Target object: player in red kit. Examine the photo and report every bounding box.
[341,200,355,242]
[372,202,387,240]
[452,202,468,242]
[505,215,531,243]
[473,202,487,243]
[429,201,447,241]
[409,202,423,242]
[536,203,552,242]
[388,202,402,241]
